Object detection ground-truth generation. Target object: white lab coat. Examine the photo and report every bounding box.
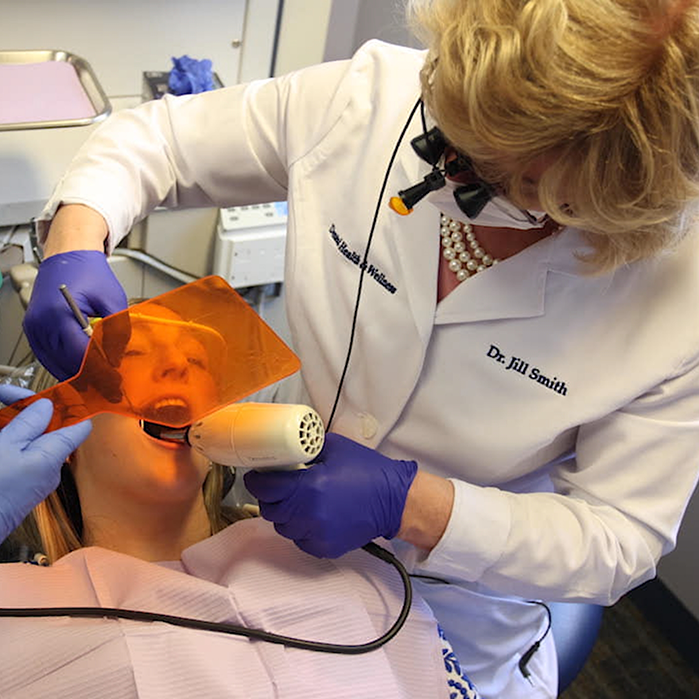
[40,40,699,698]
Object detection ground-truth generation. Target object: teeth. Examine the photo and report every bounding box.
[152,397,188,410]
[143,397,192,428]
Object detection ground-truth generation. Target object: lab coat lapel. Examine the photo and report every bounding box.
[389,204,441,340]
[435,232,553,324]
[434,226,594,324]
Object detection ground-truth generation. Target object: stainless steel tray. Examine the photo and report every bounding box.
[0,49,111,131]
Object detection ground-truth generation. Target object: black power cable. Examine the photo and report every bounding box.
[326,96,422,430]
[519,601,552,680]
[0,542,411,656]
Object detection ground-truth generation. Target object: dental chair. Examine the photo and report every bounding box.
[549,601,604,693]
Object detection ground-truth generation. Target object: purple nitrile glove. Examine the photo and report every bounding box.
[0,385,92,542]
[168,55,214,95]
[244,432,418,558]
[23,251,128,380]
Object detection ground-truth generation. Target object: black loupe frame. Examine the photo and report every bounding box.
[408,126,494,219]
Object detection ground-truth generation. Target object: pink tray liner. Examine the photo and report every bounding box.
[0,60,97,124]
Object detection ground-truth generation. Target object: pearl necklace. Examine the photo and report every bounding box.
[440,214,500,282]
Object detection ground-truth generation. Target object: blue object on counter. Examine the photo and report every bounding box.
[168,55,214,95]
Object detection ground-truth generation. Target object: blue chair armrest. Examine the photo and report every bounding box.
[549,602,604,692]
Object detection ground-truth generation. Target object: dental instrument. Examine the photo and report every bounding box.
[59,283,93,337]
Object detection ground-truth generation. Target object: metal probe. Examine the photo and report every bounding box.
[58,284,93,337]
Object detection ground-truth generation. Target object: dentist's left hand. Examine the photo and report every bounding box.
[244,433,418,558]
[22,250,128,380]
[0,385,92,542]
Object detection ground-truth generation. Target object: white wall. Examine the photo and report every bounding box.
[274,0,333,75]
[274,0,417,73]
[352,0,420,50]
[325,0,419,63]
[239,0,282,82]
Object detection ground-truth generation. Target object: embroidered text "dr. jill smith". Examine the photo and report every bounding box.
[329,224,397,294]
[487,344,568,396]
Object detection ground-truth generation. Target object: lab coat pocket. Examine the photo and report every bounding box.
[412,580,557,699]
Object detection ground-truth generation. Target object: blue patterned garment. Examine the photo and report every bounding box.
[439,626,481,699]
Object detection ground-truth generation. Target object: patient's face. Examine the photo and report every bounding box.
[70,306,221,509]
[119,306,220,426]
[72,412,211,504]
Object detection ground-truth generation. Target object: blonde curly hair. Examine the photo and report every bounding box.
[408,0,699,271]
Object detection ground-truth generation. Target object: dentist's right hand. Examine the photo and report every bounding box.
[0,385,92,542]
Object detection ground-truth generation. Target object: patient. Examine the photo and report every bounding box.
[0,371,479,699]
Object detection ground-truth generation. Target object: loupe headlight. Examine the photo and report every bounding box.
[389,120,496,217]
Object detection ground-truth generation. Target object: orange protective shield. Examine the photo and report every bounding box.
[0,276,301,432]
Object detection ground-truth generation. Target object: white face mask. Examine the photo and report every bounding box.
[426,178,548,231]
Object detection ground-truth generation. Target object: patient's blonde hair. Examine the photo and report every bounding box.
[408,0,699,271]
